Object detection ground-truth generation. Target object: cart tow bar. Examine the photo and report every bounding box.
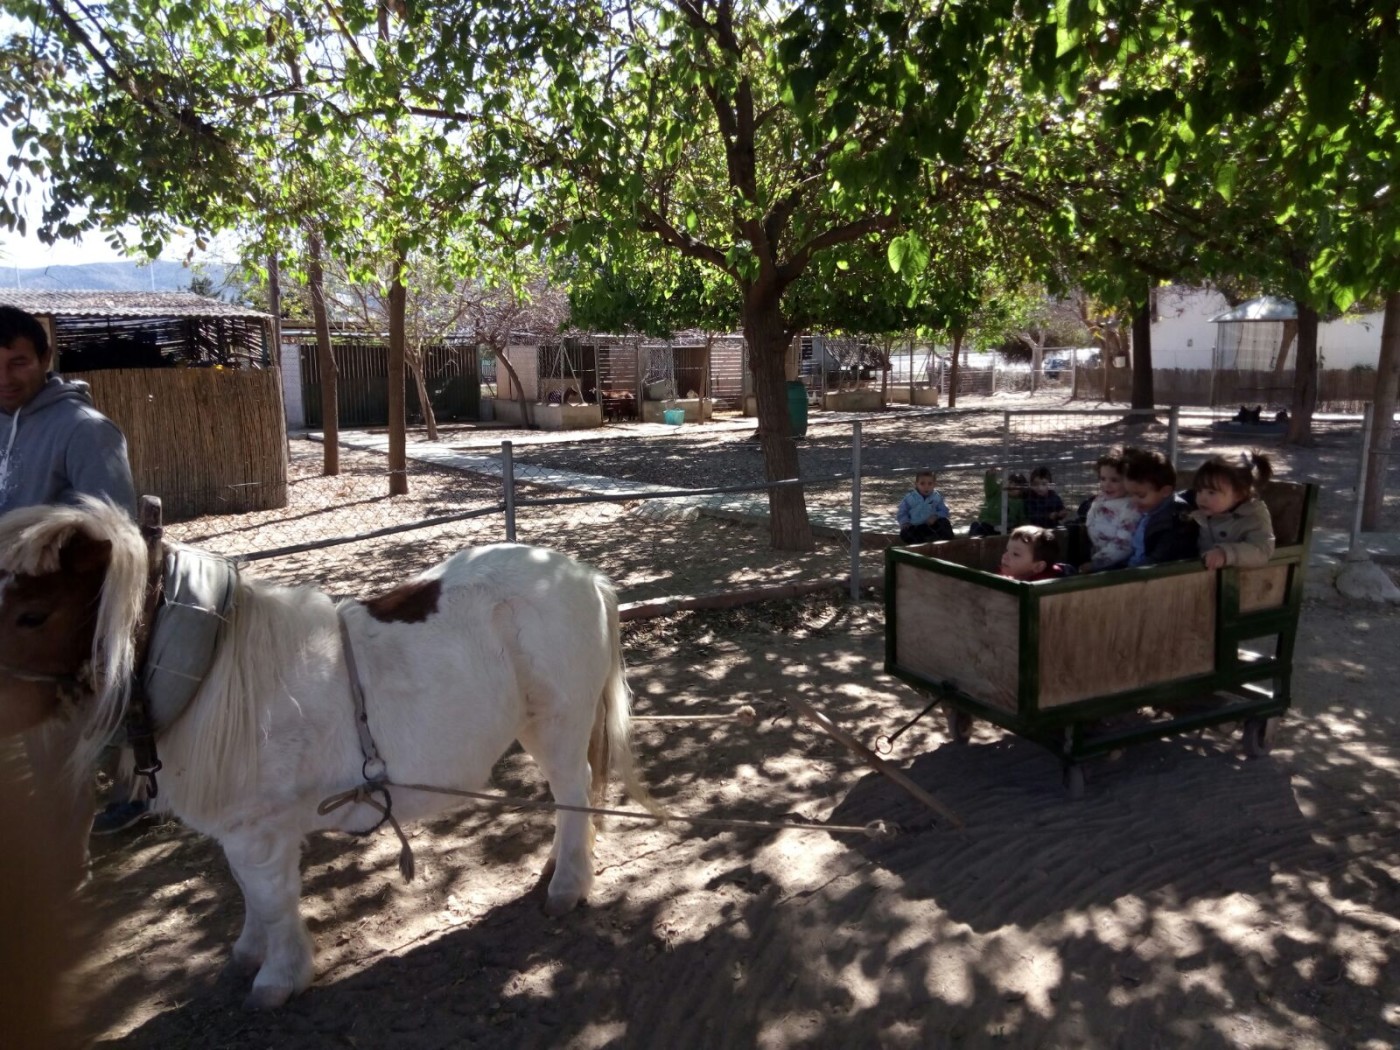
[875,696,943,755]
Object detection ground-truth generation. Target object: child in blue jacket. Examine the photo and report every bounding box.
[897,470,953,543]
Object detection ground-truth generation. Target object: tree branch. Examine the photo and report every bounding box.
[778,213,900,286]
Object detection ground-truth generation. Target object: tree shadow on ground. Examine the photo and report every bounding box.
[84,602,1398,1049]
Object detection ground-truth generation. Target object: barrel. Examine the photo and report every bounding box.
[786,380,809,437]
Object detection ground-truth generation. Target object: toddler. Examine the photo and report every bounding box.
[1024,465,1067,528]
[1082,447,1141,571]
[999,525,1076,581]
[1123,448,1197,566]
[1191,451,1276,568]
[969,470,1027,536]
[897,469,953,544]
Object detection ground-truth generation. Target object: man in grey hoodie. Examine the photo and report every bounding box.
[0,306,136,515]
[1,305,140,884]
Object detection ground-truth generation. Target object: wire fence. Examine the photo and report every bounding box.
[162,405,1388,603]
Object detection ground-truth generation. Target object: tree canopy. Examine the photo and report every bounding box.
[6,0,1400,536]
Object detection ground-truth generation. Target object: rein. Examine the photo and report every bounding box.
[328,621,901,885]
[317,778,900,886]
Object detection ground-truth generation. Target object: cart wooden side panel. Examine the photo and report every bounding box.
[1036,574,1216,708]
[892,565,1021,712]
[1237,564,1290,612]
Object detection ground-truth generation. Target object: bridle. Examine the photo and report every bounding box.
[0,659,88,689]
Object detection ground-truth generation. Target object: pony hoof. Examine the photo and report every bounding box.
[243,984,295,1011]
[544,891,582,917]
[223,954,261,979]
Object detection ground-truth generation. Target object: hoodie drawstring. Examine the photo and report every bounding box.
[0,407,17,495]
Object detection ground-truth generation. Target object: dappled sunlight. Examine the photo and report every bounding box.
[75,581,1400,1048]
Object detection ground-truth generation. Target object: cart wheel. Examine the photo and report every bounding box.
[945,705,973,744]
[1062,764,1085,800]
[1242,717,1276,758]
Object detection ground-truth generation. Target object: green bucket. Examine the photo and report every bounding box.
[786,380,809,437]
[663,408,686,425]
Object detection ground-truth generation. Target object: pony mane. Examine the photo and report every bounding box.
[0,498,149,779]
[157,573,336,824]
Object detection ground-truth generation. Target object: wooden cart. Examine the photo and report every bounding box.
[884,481,1317,795]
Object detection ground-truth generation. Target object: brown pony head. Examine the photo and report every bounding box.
[0,501,146,758]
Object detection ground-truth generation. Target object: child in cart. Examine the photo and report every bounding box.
[998,525,1078,581]
[1024,465,1068,528]
[897,469,954,544]
[1123,448,1198,566]
[1081,446,1142,572]
[1191,451,1276,568]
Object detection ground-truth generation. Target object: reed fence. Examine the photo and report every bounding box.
[74,367,288,521]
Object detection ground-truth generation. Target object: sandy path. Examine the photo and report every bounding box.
[74,592,1400,1049]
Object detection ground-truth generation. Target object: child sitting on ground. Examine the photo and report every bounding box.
[998,525,1077,581]
[1191,451,1276,568]
[1082,446,1141,572]
[897,469,954,543]
[969,470,1027,536]
[1024,465,1068,528]
[1124,448,1197,566]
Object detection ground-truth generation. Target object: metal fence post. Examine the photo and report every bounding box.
[1000,410,1011,531]
[1349,404,1374,559]
[502,440,517,542]
[1167,405,1180,466]
[850,420,862,599]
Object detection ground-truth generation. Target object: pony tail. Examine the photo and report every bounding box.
[597,581,667,823]
[1250,450,1274,488]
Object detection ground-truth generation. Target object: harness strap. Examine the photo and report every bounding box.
[333,608,411,872]
[124,545,167,798]
[317,785,415,881]
[337,611,387,785]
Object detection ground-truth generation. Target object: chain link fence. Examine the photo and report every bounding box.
[164,405,1386,602]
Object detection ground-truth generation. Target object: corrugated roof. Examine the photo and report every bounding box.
[1209,296,1297,323]
[0,290,269,320]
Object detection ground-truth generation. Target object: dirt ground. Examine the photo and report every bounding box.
[69,395,1400,1049]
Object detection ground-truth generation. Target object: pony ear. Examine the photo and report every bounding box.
[59,534,114,575]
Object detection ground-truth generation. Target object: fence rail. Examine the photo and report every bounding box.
[166,405,1307,606]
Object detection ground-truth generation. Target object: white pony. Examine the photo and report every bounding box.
[0,499,658,1009]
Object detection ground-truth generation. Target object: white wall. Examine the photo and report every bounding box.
[1318,311,1385,369]
[1151,286,1230,369]
[1150,285,1385,370]
[280,338,304,429]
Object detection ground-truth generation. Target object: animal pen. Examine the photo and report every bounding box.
[0,290,287,521]
[885,480,1317,796]
[1207,296,1299,413]
[495,335,745,425]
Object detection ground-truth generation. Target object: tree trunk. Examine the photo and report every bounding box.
[266,250,289,462]
[409,347,440,441]
[947,329,963,409]
[387,273,409,495]
[744,299,814,551]
[1286,302,1319,446]
[306,229,338,476]
[1030,338,1043,394]
[1362,291,1400,529]
[1130,297,1154,410]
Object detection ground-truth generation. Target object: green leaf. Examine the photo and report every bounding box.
[1214,162,1238,203]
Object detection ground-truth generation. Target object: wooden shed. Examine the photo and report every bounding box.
[0,290,287,521]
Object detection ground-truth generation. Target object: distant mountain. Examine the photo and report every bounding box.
[6,259,232,294]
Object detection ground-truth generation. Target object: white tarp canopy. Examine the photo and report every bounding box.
[1209,296,1297,324]
[1209,297,1298,403]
